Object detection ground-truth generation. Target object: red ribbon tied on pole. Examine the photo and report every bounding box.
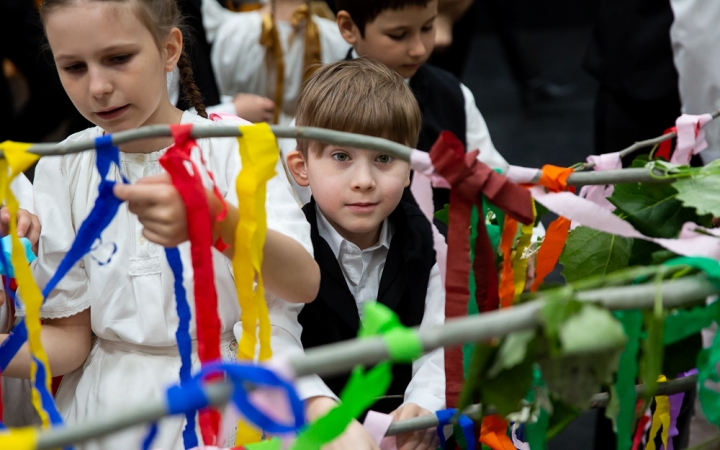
[159,124,223,445]
[428,132,533,407]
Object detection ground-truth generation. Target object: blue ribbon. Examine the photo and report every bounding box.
[142,423,159,450]
[436,408,476,450]
[165,247,198,449]
[42,135,127,299]
[164,362,306,435]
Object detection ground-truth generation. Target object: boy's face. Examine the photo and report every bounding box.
[288,146,410,249]
[338,1,438,79]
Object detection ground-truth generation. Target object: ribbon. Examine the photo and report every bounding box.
[259,1,321,123]
[428,132,533,407]
[697,322,720,426]
[577,153,621,213]
[511,205,535,299]
[665,371,695,450]
[656,127,677,162]
[234,124,278,363]
[0,237,35,278]
[612,310,643,450]
[0,141,64,429]
[166,248,198,449]
[510,422,529,450]
[479,415,514,450]
[362,411,396,450]
[42,135,127,298]
[293,303,415,449]
[631,413,651,450]
[435,409,476,450]
[498,217,518,308]
[0,427,37,449]
[142,423,159,450]
[645,376,670,450]
[670,114,713,165]
[160,124,222,444]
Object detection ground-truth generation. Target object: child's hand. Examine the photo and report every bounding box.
[232,93,275,123]
[0,207,41,251]
[389,403,439,450]
[305,396,380,450]
[113,173,189,247]
[525,257,536,292]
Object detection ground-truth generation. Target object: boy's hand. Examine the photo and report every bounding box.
[390,403,439,450]
[0,207,41,252]
[232,93,275,123]
[305,396,380,450]
[113,173,189,247]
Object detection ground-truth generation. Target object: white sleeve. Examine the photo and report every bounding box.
[206,99,238,116]
[267,297,339,402]
[670,0,720,163]
[21,157,90,319]
[11,173,34,214]
[211,13,265,98]
[462,84,509,172]
[403,263,446,412]
[201,0,237,44]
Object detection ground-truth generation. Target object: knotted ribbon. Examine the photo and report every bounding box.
[479,415,514,450]
[259,1,321,124]
[645,376,670,450]
[0,141,62,429]
[436,408,476,450]
[160,124,222,445]
[577,153,621,213]
[428,132,533,407]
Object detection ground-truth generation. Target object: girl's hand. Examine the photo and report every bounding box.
[389,403,439,450]
[0,207,41,253]
[113,173,189,247]
[305,397,380,450]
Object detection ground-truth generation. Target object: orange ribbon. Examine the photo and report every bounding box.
[479,415,515,450]
[530,165,574,291]
[498,217,518,308]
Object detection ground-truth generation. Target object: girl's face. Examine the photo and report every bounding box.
[44,2,182,133]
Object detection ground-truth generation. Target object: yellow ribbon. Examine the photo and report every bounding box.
[0,142,47,426]
[646,375,671,450]
[233,125,279,445]
[512,202,536,299]
[259,1,322,123]
[0,427,37,449]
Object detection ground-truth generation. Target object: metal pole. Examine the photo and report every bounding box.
[33,276,717,449]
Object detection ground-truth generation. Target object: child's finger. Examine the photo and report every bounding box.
[16,213,30,238]
[0,208,9,224]
[135,172,173,185]
[26,216,41,247]
[114,183,174,203]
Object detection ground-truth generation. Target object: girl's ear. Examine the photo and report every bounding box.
[287,150,310,187]
[163,27,183,72]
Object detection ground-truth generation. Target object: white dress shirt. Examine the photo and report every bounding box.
[269,206,446,413]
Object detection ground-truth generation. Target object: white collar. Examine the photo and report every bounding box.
[315,204,392,259]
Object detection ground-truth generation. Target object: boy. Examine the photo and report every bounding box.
[336,0,508,211]
[272,59,444,450]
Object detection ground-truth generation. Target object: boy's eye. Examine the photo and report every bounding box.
[421,24,434,32]
[332,153,350,162]
[376,154,394,164]
[387,32,406,41]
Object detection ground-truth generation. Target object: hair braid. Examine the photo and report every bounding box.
[177,51,207,118]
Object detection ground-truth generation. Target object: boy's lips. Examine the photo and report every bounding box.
[94,104,130,121]
[346,202,378,213]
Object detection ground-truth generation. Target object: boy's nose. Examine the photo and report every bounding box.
[350,164,376,191]
[408,33,428,58]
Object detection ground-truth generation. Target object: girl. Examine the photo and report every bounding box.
[203,0,351,125]
[2,1,320,449]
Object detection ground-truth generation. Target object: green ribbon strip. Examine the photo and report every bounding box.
[664,301,720,345]
[246,437,283,450]
[663,256,720,289]
[525,366,549,450]
[293,303,422,449]
[611,310,643,450]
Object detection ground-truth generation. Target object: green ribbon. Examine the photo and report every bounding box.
[246,437,283,450]
[664,301,720,345]
[663,256,720,289]
[611,310,643,450]
[525,366,549,450]
[292,303,422,449]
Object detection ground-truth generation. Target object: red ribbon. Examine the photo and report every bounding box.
[429,132,533,407]
[160,124,221,444]
[656,127,677,161]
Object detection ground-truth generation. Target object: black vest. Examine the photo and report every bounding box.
[299,199,436,413]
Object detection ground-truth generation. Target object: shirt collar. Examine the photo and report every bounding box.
[315,204,392,259]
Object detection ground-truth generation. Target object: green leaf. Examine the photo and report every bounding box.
[487,330,536,378]
[539,289,581,352]
[434,203,449,226]
[560,227,633,283]
[608,183,711,238]
[481,338,536,416]
[457,343,497,411]
[559,304,627,355]
[673,160,720,217]
[640,309,664,398]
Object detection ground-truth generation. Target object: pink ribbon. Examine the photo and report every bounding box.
[671,114,713,165]
[363,411,398,450]
[577,153,621,212]
[510,422,530,450]
[409,150,450,285]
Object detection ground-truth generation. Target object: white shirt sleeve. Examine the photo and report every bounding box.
[22,155,91,319]
[266,298,339,402]
[462,83,510,172]
[11,173,34,214]
[402,263,446,412]
[201,0,238,44]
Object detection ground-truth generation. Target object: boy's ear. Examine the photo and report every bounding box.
[287,150,310,187]
[163,27,183,72]
[404,167,412,188]
[336,11,359,45]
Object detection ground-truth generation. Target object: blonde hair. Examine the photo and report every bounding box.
[40,0,208,118]
[295,58,421,155]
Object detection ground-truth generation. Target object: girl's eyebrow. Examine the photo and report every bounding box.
[54,43,138,61]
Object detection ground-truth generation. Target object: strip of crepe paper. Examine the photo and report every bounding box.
[498,217,518,308]
[671,114,713,165]
[656,127,677,162]
[613,310,643,450]
[577,153,621,214]
[511,204,536,299]
[479,415,515,450]
[510,422,530,450]
[0,427,37,449]
[645,375,670,450]
[0,142,65,428]
[363,411,396,450]
[159,124,222,445]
